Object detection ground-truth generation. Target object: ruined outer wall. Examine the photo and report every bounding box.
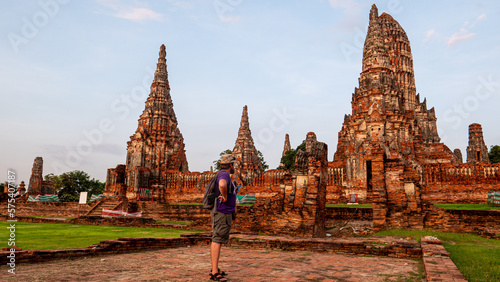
[106,161,499,205]
[424,205,500,238]
[326,162,347,203]
[161,171,215,203]
[241,170,283,197]
[2,201,498,238]
[422,163,500,203]
[0,202,91,217]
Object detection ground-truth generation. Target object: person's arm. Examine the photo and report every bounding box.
[218,179,227,202]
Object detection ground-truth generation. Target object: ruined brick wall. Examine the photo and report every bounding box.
[241,169,284,196]
[325,207,373,222]
[326,162,347,203]
[0,201,91,217]
[421,163,500,203]
[161,171,215,203]
[243,132,328,237]
[138,202,209,222]
[105,165,127,196]
[424,205,500,238]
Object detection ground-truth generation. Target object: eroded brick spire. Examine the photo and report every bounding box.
[282,134,291,156]
[279,133,292,168]
[28,157,43,195]
[232,105,263,185]
[153,44,168,84]
[334,4,457,190]
[125,44,188,190]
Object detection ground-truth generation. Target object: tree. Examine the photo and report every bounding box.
[489,145,500,163]
[278,140,306,170]
[257,150,269,170]
[48,171,105,202]
[213,149,233,171]
[213,149,269,171]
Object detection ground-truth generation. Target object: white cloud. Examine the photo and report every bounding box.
[477,13,487,21]
[114,7,162,21]
[465,13,487,28]
[220,15,240,23]
[424,29,435,42]
[446,13,486,47]
[328,0,368,32]
[95,0,163,22]
[328,0,365,15]
[167,0,193,10]
[448,28,476,47]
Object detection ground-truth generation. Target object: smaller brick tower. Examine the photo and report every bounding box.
[466,123,490,164]
[232,105,263,185]
[28,157,43,195]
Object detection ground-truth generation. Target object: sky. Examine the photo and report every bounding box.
[1,0,500,184]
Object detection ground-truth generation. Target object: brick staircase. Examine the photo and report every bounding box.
[85,198,126,217]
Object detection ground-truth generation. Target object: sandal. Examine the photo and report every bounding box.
[218,268,227,276]
[209,272,228,281]
[209,269,226,276]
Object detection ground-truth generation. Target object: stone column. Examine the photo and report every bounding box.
[293,132,328,238]
[306,132,328,238]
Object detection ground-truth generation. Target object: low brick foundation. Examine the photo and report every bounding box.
[0,201,90,218]
[0,232,422,265]
[0,215,193,230]
[3,201,499,238]
[421,236,467,281]
[424,206,500,238]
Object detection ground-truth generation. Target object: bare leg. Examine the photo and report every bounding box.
[211,242,222,275]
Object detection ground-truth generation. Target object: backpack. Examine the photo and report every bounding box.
[202,172,220,209]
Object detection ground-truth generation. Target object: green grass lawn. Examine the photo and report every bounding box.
[0,221,203,250]
[326,204,372,208]
[434,203,500,210]
[374,229,500,282]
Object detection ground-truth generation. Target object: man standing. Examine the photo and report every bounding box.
[210,154,236,281]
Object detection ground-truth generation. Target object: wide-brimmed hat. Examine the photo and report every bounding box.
[220,154,236,165]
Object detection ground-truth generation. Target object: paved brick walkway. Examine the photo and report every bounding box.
[1,245,423,281]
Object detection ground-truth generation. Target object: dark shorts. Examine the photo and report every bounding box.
[211,210,232,244]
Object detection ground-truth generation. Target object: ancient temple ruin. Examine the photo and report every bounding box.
[27,157,54,195]
[333,4,459,203]
[100,5,498,235]
[232,105,264,185]
[106,45,189,199]
[329,4,498,229]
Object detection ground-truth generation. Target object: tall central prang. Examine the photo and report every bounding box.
[333,5,458,200]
